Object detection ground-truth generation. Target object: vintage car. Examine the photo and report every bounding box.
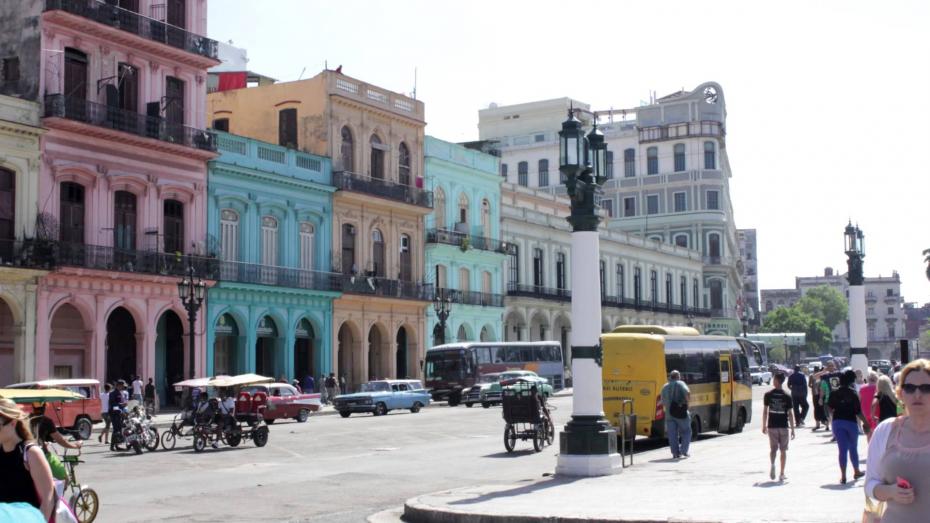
[333,379,430,417]
[498,371,554,397]
[463,373,502,408]
[240,383,320,423]
[750,366,773,385]
[6,379,103,440]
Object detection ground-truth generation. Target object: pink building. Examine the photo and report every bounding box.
[0,1,219,393]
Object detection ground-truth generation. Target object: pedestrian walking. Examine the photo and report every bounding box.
[339,375,346,395]
[864,359,930,522]
[109,380,128,450]
[302,374,315,394]
[131,375,144,403]
[325,373,337,403]
[659,369,691,459]
[859,371,878,439]
[292,379,302,393]
[812,372,827,431]
[99,382,112,444]
[144,377,157,415]
[788,365,809,426]
[0,397,56,521]
[872,375,899,426]
[827,370,870,484]
[762,372,795,481]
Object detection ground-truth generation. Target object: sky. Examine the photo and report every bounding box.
[209,0,930,302]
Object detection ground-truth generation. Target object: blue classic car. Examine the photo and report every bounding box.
[333,380,431,417]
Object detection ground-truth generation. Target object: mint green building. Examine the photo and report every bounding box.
[424,137,507,345]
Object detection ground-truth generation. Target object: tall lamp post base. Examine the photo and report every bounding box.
[556,416,622,476]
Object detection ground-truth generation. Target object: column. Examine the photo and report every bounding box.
[34,289,50,380]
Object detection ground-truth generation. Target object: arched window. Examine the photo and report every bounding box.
[459,267,470,292]
[538,159,549,187]
[370,134,384,179]
[434,187,446,230]
[398,142,411,185]
[299,222,314,270]
[673,143,685,172]
[163,199,184,253]
[482,271,492,294]
[674,234,688,248]
[647,146,658,175]
[457,193,469,225]
[704,141,716,169]
[480,199,491,237]
[710,280,723,310]
[340,126,354,171]
[399,233,411,281]
[220,209,239,262]
[261,215,278,266]
[371,229,385,277]
[708,233,721,258]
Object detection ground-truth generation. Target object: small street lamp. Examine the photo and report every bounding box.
[177,264,206,378]
[783,335,789,364]
[432,289,452,345]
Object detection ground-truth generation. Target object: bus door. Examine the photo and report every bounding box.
[718,354,734,431]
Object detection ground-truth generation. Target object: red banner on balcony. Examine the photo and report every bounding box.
[216,72,247,92]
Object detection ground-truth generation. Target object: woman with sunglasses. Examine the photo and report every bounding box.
[0,397,56,521]
[865,359,930,522]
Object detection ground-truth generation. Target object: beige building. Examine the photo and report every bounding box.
[207,70,432,387]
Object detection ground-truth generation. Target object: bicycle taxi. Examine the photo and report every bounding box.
[160,376,222,450]
[501,380,555,453]
[189,373,272,452]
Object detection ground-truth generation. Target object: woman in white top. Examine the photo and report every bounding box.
[865,359,930,523]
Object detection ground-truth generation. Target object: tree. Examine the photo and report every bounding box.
[768,346,786,363]
[761,305,834,354]
[797,285,848,330]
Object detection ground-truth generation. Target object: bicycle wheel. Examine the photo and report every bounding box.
[70,486,99,523]
[533,423,545,452]
[504,423,516,453]
[544,418,555,445]
[160,429,176,450]
[144,428,159,452]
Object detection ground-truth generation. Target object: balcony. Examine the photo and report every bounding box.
[44,94,216,152]
[216,261,341,293]
[865,293,878,303]
[638,120,724,143]
[340,274,433,301]
[333,171,432,209]
[425,229,513,254]
[44,0,219,62]
[507,283,572,302]
[52,241,219,278]
[439,288,505,308]
[601,295,712,317]
[0,239,57,270]
[883,294,900,304]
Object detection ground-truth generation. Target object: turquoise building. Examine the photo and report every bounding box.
[206,132,339,381]
[424,137,507,344]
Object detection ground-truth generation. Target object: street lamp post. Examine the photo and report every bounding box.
[844,222,868,376]
[554,109,622,477]
[432,289,452,346]
[177,264,206,378]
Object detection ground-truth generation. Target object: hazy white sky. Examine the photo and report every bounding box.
[209,0,930,302]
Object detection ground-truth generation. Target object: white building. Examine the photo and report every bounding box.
[479,82,743,334]
[738,229,759,329]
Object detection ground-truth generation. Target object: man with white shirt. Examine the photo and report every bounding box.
[131,375,143,403]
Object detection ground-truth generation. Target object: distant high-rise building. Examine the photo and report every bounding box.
[738,229,759,328]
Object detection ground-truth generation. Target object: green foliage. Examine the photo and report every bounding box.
[768,346,786,363]
[761,305,833,353]
[797,285,848,330]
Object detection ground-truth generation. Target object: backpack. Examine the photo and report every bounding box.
[668,382,689,418]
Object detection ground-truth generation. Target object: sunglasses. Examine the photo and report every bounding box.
[901,384,930,394]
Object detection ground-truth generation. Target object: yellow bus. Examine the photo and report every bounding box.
[601,326,754,440]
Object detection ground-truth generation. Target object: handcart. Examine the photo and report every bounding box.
[501,382,554,453]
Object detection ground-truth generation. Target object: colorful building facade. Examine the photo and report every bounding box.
[206,132,338,382]
[423,136,506,345]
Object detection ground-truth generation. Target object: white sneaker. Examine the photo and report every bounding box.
[770,464,776,480]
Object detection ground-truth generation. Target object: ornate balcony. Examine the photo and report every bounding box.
[339,274,433,301]
[44,94,216,152]
[44,0,219,61]
[638,120,724,143]
[506,283,571,302]
[332,171,432,209]
[425,228,513,254]
[439,288,505,307]
[216,261,341,292]
[51,241,219,278]
[0,239,57,270]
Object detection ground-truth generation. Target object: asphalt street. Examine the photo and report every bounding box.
[77,388,770,522]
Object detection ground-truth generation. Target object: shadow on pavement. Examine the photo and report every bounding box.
[482,451,539,458]
[753,480,785,488]
[449,476,586,506]
[820,482,859,490]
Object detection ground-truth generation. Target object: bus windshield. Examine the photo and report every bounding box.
[425,351,466,382]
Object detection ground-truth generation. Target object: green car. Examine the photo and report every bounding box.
[499,370,554,398]
[463,373,503,408]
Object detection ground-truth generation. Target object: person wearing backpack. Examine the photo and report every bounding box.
[660,369,692,459]
[828,369,871,484]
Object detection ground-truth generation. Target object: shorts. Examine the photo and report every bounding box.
[102,412,111,430]
[768,428,789,451]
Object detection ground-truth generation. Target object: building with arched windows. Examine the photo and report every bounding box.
[207,69,432,390]
[424,136,507,348]
[206,132,338,382]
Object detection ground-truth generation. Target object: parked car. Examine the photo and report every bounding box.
[869,359,892,375]
[749,366,772,385]
[240,383,320,423]
[463,373,503,408]
[333,380,430,417]
[5,379,103,440]
[498,370,553,397]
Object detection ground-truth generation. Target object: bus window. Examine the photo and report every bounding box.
[504,347,521,362]
[490,346,502,363]
[736,353,751,383]
[684,353,704,384]
[665,352,684,377]
[521,347,538,361]
[476,348,491,365]
[547,346,561,362]
[703,352,720,382]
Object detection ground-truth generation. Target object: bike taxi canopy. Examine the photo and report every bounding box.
[0,388,85,403]
[207,374,273,388]
[173,376,230,388]
[6,379,101,389]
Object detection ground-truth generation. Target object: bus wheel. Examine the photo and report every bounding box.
[732,409,746,433]
[690,416,701,439]
[448,392,460,407]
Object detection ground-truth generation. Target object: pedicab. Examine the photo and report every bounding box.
[160,376,223,450]
[188,373,273,453]
[501,381,555,453]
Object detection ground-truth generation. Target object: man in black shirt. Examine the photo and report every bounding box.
[787,366,809,426]
[762,372,795,481]
[144,377,157,415]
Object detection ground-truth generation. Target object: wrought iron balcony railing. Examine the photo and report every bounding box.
[638,120,724,143]
[216,260,341,292]
[425,229,514,255]
[438,288,505,307]
[44,0,219,60]
[54,241,219,278]
[44,94,216,152]
[506,283,571,302]
[0,239,58,270]
[339,274,433,301]
[333,171,432,208]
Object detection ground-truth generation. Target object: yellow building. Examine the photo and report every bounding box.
[207,70,432,388]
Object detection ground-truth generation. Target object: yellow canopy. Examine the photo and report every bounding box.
[207,373,273,388]
[0,388,85,403]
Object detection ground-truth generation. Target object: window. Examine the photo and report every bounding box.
[399,234,412,281]
[114,191,137,251]
[165,76,184,126]
[434,187,446,229]
[508,245,519,286]
[616,263,624,298]
[458,193,469,225]
[556,252,566,289]
[459,267,470,292]
[2,56,20,86]
[398,142,411,185]
[340,126,354,171]
[167,0,186,28]
[665,273,672,306]
[887,307,894,315]
[623,148,635,177]
[623,197,635,217]
[708,233,721,258]
[117,63,137,112]
[517,161,528,187]
[538,159,549,187]
[299,222,314,270]
[634,267,642,303]
[605,150,614,179]
[500,163,508,178]
[680,276,687,307]
[261,215,279,266]
[481,199,491,236]
[277,109,297,148]
[673,143,685,172]
[674,234,688,248]
[0,168,13,243]
[704,141,716,169]
[650,270,658,304]
[163,199,184,253]
[673,192,686,212]
[371,229,385,277]
[888,325,895,338]
[707,190,720,210]
[710,280,723,310]
[533,248,544,287]
[59,182,85,243]
[482,271,492,294]
[886,289,894,297]
[601,199,614,218]
[212,118,229,132]
[220,209,239,262]
[646,195,659,215]
[435,264,447,288]
[693,279,700,309]
[599,260,606,297]
[535,133,545,142]
[647,147,658,175]
[370,134,385,179]
[341,224,356,274]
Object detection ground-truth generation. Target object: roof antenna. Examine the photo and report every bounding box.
[412,67,417,99]
[298,67,306,81]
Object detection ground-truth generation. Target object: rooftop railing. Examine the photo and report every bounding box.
[638,120,724,143]
[332,171,432,208]
[44,0,219,60]
[425,228,513,254]
[44,94,216,152]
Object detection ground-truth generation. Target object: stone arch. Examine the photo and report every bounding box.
[528,310,550,341]
[395,323,417,379]
[336,320,362,390]
[367,322,390,381]
[0,295,22,385]
[105,306,139,383]
[479,323,497,342]
[454,321,474,343]
[504,309,526,342]
[293,315,319,384]
[255,312,284,378]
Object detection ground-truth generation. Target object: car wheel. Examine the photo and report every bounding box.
[464,402,473,408]
[691,416,701,438]
[481,402,490,409]
[731,409,746,434]
[339,411,351,418]
[374,402,388,416]
[410,402,423,413]
[74,417,93,441]
[296,409,310,423]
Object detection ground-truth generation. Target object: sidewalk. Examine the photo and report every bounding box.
[398,426,868,523]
